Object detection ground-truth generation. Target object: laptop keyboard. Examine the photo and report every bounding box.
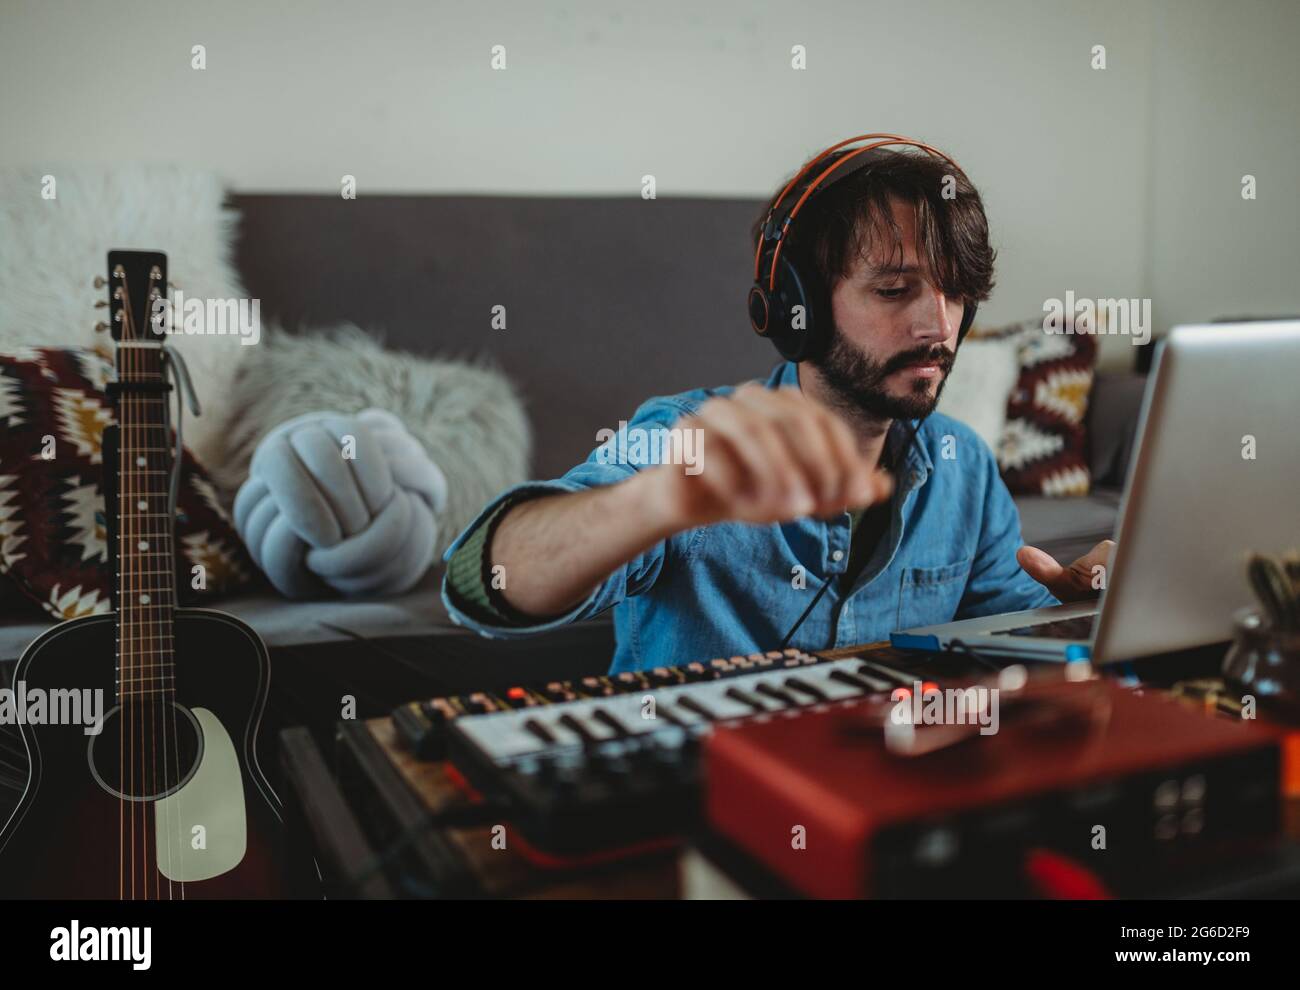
[993,615,1096,640]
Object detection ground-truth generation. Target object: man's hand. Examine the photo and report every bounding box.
[1017,539,1116,603]
[644,383,894,529]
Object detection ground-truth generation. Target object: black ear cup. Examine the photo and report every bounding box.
[958,302,977,343]
[750,252,831,363]
[747,285,771,335]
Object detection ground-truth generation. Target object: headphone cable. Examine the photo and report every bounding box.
[776,412,927,651]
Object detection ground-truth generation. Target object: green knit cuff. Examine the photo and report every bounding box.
[445,490,573,628]
[445,498,520,626]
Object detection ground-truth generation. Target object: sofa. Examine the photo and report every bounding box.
[0,193,1146,715]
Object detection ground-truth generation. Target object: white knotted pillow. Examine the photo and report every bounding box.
[233,408,448,598]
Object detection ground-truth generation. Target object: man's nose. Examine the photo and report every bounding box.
[909,285,961,342]
[911,285,958,343]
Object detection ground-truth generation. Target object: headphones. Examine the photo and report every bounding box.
[748,133,979,363]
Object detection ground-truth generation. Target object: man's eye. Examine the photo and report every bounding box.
[875,286,907,299]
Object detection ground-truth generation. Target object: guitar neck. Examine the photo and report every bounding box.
[109,252,177,704]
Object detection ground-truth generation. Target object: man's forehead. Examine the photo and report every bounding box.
[857,198,927,278]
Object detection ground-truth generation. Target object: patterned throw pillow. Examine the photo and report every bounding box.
[0,347,255,620]
[971,318,1099,496]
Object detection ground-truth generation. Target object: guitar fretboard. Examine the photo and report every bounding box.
[111,257,176,704]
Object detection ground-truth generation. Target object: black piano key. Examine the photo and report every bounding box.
[523,718,558,745]
[591,708,634,738]
[724,686,768,712]
[558,713,601,744]
[753,682,797,706]
[828,669,886,693]
[858,659,915,686]
[676,695,718,722]
[783,676,828,701]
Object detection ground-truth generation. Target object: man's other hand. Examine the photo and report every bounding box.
[1017,539,1116,603]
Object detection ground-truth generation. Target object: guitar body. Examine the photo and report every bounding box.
[0,609,285,899]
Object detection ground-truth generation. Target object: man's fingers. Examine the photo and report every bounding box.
[733,388,839,508]
[685,423,748,509]
[1018,545,1066,585]
[703,398,814,514]
[688,386,896,524]
[1019,541,1114,602]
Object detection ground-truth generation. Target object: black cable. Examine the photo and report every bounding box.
[778,575,834,650]
[342,800,511,898]
[946,637,1007,672]
[777,412,927,651]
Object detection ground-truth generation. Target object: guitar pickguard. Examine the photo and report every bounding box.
[153,708,247,883]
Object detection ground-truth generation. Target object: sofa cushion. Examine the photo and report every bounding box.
[983,319,1099,497]
[0,346,255,621]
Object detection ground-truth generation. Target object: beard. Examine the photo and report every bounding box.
[810,327,954,423]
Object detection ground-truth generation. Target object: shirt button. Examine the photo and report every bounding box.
[831,550,845,562]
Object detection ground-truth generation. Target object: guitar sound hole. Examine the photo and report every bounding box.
[87,701,204,802]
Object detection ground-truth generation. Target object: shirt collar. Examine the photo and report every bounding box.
[768,360,933,485]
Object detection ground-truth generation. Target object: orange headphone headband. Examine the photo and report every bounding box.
[753,133,968,291]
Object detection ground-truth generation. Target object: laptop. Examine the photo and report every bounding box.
[891,320,1300,665]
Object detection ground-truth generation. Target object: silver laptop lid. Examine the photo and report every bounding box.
[1092,321,1300,664]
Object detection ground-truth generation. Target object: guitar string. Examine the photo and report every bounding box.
[158,282,185,899]
[124,275,146,899]
[154,279,183,899]
[152,276,184,899]
[121,273,174,900]
[142,278,167,901]
[117,271,125,901]
[119,271,137,899]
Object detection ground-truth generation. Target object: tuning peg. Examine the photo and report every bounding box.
[167,280,179,290]
[95,300,108,308]
[95,321,109,333]
[93,275,107,288]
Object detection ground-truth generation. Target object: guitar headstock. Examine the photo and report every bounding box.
[97,250,168,343]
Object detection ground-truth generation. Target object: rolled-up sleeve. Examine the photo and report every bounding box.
[439,394,695,639]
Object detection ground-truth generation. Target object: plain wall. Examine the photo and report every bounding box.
[2,0,1296,369]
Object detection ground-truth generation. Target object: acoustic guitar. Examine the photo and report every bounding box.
[0,251,295,898]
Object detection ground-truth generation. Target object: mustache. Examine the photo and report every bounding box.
[882,347,954,375]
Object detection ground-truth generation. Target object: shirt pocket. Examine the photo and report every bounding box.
[896,557,973,630]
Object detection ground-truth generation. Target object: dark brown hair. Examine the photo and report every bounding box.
[752,146,996,304]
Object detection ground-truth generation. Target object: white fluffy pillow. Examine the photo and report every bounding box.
[936,336,1021,451]
[213,326,531,562]
[0,165,250,469]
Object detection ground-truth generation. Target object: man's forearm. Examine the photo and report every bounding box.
[490,469,680,617]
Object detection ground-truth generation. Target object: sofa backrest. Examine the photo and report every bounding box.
[233,194,778,480]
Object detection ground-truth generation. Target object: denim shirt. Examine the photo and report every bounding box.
[441,361,1058,673]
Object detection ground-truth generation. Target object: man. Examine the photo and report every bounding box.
[441,140,1112,673]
